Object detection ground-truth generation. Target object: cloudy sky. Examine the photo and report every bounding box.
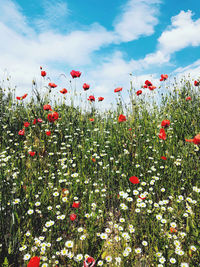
[0,0,200,108]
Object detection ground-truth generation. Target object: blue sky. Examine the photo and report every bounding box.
[0,0,200,108]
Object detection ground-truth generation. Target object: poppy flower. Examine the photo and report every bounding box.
[89,118,94,122]
[185,134,200,145]
[136,90,142,96]
[88,95,95,102]
[16,96,21,100]
[129,176,140,184]
[84,256,96,267]
[148,86,156,90]
[114,87,123,93]
[160,74,168,81]
[37,118,43,123]
[22,93,28,99]
[161,156,167,160]
[143,85,148,88]
[46,131,51,136]
[33,118,37,125]
[186,96,191,101]
[194,80,199,86]
[92,158,96,162]
[41,71,46,77]
[24,122,30,127]
[158,128,166,140]
[83,83,90,90]
[161,119,170,128]
[47,112,59,123]
[98,97,104,101]
[70,213,77,221]
[145,80,152,87]
[43,104,52,111]
[18,129,25,136]
[48,82,57,88]
[128,128,132,131]
[70,70,81,79]
[27,256,40,267]
[60,88,68,94]
[170,227,177,233]
[29,151,36,157]
[72,202,80,208]
[118,114,126,122]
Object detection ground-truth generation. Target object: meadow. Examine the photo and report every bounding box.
[0,70,200,267]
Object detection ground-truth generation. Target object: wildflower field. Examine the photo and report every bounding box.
[0,69,200,267]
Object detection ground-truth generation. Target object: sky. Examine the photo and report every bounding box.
[0,0,200,109]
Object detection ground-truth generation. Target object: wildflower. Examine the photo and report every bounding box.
[70,213,77,221]
[37,118,42,123]
[136,90,142,96]
[46,131,51,136]
[43,104,52,111]
[84,256,95,267]
[24,122,30,127]
[129,176,140,184]
[145,80,152,87]
[170,227,177,233]
[194,80,199,86]
[88,95,95,102]
[105,256,112,263]
[135,248,142,254]
[83,83,90,90]
[33,118,37,125]
[29,151,36,157]
[72,201,80,208]
[170,258,176,264]
[41,71,46,77]
[161,119,170,128]
[160,74,168,81]
[158,128,166,140]
[186,96,191,101]
[118,114,126,122]
[27,256,40,267]
[161,156,167,160]
[89,118,94,122]
[98,97,104,101]
[185,134,200,145]
[71,70,81,78]
[18,129,25,136]
[114,87,122,93]
[47,112,59,123]
[22,93,28,99]
[48,82,57,88]
[60,88,68,94]
[148,85,156,90]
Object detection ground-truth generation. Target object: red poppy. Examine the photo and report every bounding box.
[29,151,36,157]
[114,87,123,93]
[60,88,68,94]
[158,128,166,140]
[43,104,52,111]
[70,213,77,221]
[161,156,167,160]
[136,90,142,96]
[89,118,94,122]
[27,256,40,267]
[145,80,152,87]
[84,257,96,267]
[70,70,81,78]
[194,80,199,86]
[148,86,156,90]
[22,93,28,99]
[161,119,170,128]
[16,96,21,100]
[37,118,43,123]
[118,114,126,122]
[170,227,177,233]
[46,131,51,136]
[41,71,46,77]
[88,95,95,102]
[18,129,25,136]
[48,83,57,88]
[92,158,96,162]
[128,128,132,131]
[186,96,191,101]
[129,176,140,184]
[40,66,42,70]
[98,97,104,101]
[24,122,30,127]
[143,85,148,89]
[72,202,80,208]
[185,134,200,145]
[160,74,168,81]
[83,83,90,90]
[33,118,37,125]
[47,112,59,123]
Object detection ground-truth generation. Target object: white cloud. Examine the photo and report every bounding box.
[114,0,160,42]
[174,59,200,78]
